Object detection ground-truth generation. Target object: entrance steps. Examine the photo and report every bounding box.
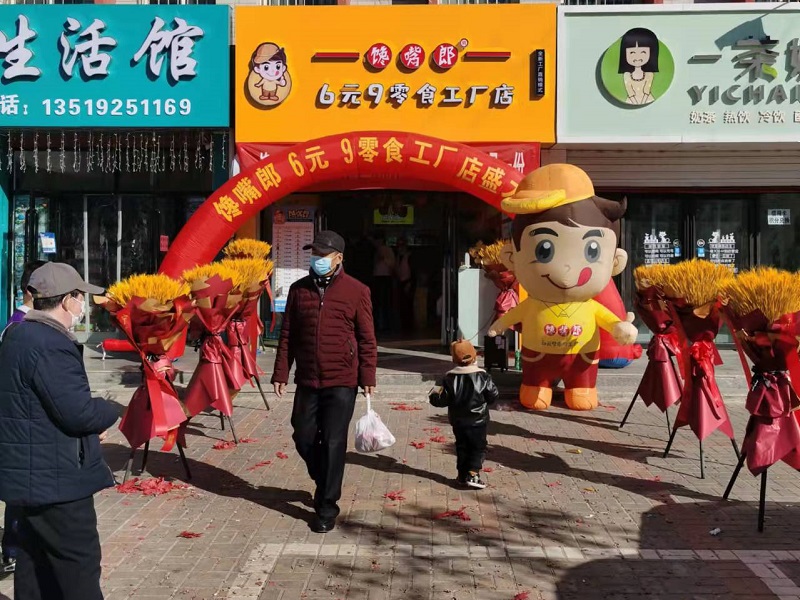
[84,345,751,403]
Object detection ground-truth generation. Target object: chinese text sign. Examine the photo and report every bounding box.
[235,5,556,143]
[0,5,229,127]
[559,6,800,142]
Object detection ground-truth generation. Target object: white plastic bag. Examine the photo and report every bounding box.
[354,394,396,453]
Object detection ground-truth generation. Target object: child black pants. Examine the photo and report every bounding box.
[453,423,488,478]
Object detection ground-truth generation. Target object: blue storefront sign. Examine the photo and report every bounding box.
[0,5,229,127]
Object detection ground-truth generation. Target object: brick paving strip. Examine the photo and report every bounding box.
[3,360,800,599]
[229,544,800,600]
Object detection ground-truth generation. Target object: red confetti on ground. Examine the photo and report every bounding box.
[240,438,258,444]
[384,490,406,501]
[247,461,273,471]
[433,507,470,521]
[212,440,237,450]
[513,592,531,600]
[116,477,188,496]
[390,403,423,411]
[423,427,441,433]
[545,481,562,488]
[276,452,289,459]
[598,403,617,411]
[410,441,426,449]
[651,475,662,482]
[429,436,448,443]
[482,467,494,473]
[177,531,202,539]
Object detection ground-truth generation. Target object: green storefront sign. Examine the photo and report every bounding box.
[558,5,800,142]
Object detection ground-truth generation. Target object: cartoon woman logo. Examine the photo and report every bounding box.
[599,28,674,108]
[246,42,292,109]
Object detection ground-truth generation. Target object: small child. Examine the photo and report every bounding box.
[429,339,499,489]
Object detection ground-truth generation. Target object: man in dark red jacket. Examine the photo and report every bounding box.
[272,230,378,533]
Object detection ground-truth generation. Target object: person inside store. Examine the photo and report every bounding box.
[371,234,395,333]
[0,259,46,575]
[394,237,415,332]
[0,262,119,599]
[6,260,47,328]
[271,230,378,533]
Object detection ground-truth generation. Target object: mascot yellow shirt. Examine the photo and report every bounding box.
[493,297,619,355]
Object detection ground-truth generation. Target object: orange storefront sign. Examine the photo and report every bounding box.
[235,5,556,144]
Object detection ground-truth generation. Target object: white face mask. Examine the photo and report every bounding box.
[65,296,85,330]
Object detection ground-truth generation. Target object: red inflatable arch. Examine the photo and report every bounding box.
[159,130,640,362]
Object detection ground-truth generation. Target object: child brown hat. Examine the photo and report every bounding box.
[451,339,477,366]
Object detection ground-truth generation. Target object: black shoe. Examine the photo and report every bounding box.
[309,517,336,534]
[466,472,486,489]
[456,475,467,486]
[2,558,15,574]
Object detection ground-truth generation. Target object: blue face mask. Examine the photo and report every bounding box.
[310,255,333,276]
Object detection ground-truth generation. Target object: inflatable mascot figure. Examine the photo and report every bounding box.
[488,164,637,411]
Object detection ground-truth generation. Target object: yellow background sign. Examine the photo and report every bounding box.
[235,5,556,144]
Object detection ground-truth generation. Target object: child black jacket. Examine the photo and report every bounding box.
[429,365,499,427]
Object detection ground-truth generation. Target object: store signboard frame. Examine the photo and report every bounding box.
[558,4,800,143]
[235,5,556,144]
[0,5,230,128]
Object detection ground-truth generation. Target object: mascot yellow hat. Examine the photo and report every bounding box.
[501,164,595,215]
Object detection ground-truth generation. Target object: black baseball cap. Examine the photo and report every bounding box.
[303,230,345,255]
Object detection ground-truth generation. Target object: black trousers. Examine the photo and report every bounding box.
[291,386,357,520]
[2,504,20,560]
[453,424,488,479]
[14,496,103,600]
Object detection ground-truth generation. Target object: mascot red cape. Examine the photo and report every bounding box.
[488,164,637,411]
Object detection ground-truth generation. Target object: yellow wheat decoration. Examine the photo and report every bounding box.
[220,258,274,291]
[181,263,239,286]
[720,267,800,323]
[106,274,189,306]
[223,239,272,260]
[469,239,509,267]
[634,259,733,306]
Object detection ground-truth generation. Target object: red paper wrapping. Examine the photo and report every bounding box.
[183,275,244,418]
[236,283,267,377]
[98,295,194,452]
[634,287,683,412]
[227,320,259,382]
[670,300,734,442]
[483,264,519,330]
[724,309,800,474]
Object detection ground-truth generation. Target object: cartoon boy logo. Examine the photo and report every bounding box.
[599,27,674,107]
[246,43,292,109]
[488,164,637,412]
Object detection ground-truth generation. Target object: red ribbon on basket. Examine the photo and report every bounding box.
[184,334,238,417]
[636,332,683,412]
[227,319,259,382]
[669,301,734,441]
[141,356,183,451]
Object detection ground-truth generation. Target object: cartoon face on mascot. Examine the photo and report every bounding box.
[488,163,637,411]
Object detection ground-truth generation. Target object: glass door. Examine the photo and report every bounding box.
[692,197,751,274]
[83,195,119,336]
[622,195,688,341]
[692,197,752,344]
[757,194,800,270]
[10,195,51,308]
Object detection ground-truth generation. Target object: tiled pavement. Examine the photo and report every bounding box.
[2,384,800,599]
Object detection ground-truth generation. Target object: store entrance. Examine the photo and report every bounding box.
[10,193,192,338]
[267,189,503,347]
[621,194,753,343]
